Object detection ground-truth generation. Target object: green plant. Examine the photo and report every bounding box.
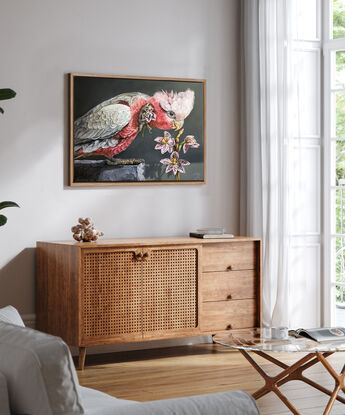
[0,87,19,226]
[0,88,16,114]
[0,201,19,227]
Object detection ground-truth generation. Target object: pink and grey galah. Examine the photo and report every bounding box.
[74,89,195,159]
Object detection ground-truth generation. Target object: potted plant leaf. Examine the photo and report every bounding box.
[0,88,16,114]
[0,87,19,225]
[0,201,19,227]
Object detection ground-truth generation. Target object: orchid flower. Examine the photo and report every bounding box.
[160,151,190,175]
[183,135,199,153]
[154,131,175,154]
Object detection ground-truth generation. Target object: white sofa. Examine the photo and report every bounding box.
[0,306,260,415]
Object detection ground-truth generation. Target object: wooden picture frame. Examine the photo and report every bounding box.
[69,73,206,186]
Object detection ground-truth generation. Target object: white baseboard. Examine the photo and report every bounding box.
[22,314,212,356]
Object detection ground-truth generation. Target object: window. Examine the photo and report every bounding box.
[324,0,345,326]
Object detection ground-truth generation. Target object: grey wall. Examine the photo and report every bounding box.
[0,0,240,319]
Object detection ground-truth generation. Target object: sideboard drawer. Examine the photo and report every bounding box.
[201,270,256,302]
[201,299,256,332]
[202,242,256,272]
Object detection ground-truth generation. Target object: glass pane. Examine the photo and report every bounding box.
[332,92,345,137]
[335,235,345,317]
[336,141,345,184]
[336,285,345,302]
[334,237,345,283]
[334,286,345,325]
[331,141,337,186]
[336,188,345,233]
[335,300,345,325]
[333,0,345,39]
[335,51,345,88]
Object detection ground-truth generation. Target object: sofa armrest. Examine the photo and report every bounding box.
[81,388,259,415]
[0,371,11,415]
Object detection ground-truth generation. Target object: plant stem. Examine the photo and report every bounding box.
[178,141,185,152]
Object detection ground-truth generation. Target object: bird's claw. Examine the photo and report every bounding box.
[138,103,156,135]
[106,158,145,166]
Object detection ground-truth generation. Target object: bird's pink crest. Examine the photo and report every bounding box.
[154,89,195,121]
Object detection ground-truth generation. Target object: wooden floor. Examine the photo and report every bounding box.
[77,344,345,414]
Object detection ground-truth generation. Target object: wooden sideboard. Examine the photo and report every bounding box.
[36,237,261,369]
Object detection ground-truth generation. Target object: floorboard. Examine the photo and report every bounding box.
[77,343,345,414]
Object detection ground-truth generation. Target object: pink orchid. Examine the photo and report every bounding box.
[183,135,199,153]
[154,131,175,154]
[160,151,190,175]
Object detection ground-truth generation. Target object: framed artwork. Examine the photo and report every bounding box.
[69,74,206,186]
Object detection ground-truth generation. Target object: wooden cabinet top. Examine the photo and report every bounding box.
[37,236,260,248]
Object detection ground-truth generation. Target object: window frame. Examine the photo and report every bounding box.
[322,0,345,325]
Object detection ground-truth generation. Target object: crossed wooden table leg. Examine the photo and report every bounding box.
[240,349,345,415]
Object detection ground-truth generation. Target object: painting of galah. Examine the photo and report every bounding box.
[70,74,205,184]
[74,89,194,163]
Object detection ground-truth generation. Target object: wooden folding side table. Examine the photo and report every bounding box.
[213,328,345,415]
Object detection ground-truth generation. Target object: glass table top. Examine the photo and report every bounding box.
[213,328,345,353]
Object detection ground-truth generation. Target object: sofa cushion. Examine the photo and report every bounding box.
[133,391,259,415]
[80,386,137,414]
[0,321,84,415]
[0,305,25,326]
[0,371,11,415]
[80,387,259,415]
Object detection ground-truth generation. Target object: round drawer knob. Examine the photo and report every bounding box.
[226,324,232,330]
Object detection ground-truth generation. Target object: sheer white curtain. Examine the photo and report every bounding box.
[240,0,293,327]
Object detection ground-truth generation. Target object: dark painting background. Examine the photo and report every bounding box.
[72,75,205,182]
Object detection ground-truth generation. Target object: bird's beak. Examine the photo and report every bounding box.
[173,120,184,131]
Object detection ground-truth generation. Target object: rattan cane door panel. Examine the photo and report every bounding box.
[82,250,142,341]
[142,248,198,337]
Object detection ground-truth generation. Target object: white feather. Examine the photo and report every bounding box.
[154,89,195,120]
